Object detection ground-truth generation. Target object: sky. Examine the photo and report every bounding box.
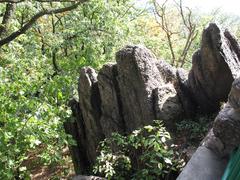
[136,0,240,16]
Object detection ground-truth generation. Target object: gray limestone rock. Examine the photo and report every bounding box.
[65,99,90,174]
[176,68,197,117]
[153,84,183,130]
[188,23,240,113]
[97,63,125,137]
[116,45,164,132]
[78,67,104,165]
[155,59,177,83]
[213,78,240,155]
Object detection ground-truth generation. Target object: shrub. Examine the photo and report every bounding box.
[93,120,185,180]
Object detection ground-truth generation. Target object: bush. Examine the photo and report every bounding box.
[93,121,185,180]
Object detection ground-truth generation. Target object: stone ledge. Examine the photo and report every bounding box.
[177,146,228,180]
[72,175,106,180]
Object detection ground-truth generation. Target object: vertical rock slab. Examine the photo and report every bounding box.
[65,99,90,174]
[188,23,240,113]
[98,63,125,137]
[116,45,164,132]
[78,67,104,165]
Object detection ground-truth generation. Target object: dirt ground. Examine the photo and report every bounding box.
[23,147,75,180]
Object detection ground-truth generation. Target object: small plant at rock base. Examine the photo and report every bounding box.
[176,114,214,143]
[93,120,185,180]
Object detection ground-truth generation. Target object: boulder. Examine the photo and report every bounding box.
[188,23,240,113]
[116,45,164,132]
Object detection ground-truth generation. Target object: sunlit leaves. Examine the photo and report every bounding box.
[94,121,185,179]
[0,0,139,178]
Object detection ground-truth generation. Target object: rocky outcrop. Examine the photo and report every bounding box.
[178,25,240,179]
[178,78,240,180]
[65,45,184,172]
[116,46,170,132]
[65,23,240,174]
[199,78,240,157]
[188,23,240,113]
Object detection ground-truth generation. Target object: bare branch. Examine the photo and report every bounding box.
[153,0,197,67]
[153,0,176,65]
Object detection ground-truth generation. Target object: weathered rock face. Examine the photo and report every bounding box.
[97,63,125,137]
[212,78,240,155]
[178,78,240,180]
[66,45,184,172]
[153,84,183,130]
[78,67,104,165]
[116,46,167,132]
[188,23,240,113]
[155,59,177,83]
[199,78,240,158]
[64,99,90,174]
[65,23,240,174]
[176,68,197,117]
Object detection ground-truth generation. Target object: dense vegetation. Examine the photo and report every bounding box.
[0,0,240,179]
[93,121,185,180]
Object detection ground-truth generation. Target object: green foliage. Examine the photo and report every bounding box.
[176,115,214,143]
[0,0,139,178]
[1,0,240,179]
[0,55,72,179]
[93,121,185,180]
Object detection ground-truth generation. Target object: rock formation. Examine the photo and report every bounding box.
[177,77,240,180]
[78,67,104,166]
[201,78,240,157]
[65,23,240,174]
[97,63,125,137]
[188,23,240,113]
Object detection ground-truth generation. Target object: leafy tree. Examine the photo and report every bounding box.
[0,0,140,178]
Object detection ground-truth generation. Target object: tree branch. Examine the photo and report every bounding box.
[0,3,15,37]
[0,0,88,47]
